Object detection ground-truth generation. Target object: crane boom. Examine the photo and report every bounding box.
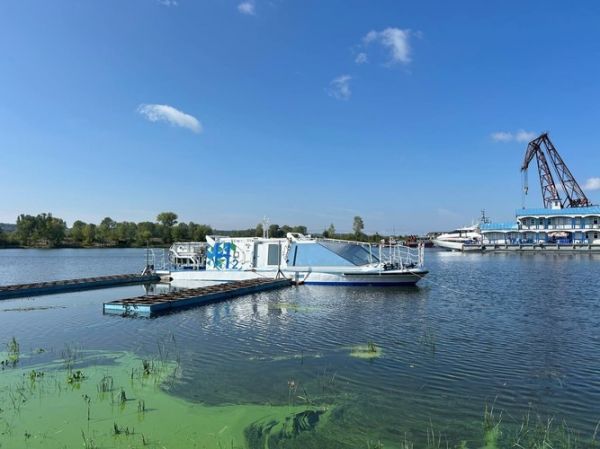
[521,133,592,209]
[521,136,561,208]
[541,135,591,207]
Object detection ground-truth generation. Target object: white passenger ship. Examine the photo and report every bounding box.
[157,233,427,286]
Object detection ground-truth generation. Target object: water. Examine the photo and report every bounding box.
[0,248,599,448]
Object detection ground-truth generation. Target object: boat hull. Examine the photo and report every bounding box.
[164,268,427,286]
[433,239,482,252]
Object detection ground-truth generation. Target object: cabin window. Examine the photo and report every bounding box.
[595,219,598,225]
[595,233,598,239]
[267,244,280,266]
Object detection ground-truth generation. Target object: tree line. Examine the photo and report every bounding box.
[0,212,382,248]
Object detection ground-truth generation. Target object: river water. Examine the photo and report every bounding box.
[0,248,599,448]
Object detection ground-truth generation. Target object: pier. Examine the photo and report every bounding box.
[0,273,160,300]
[103,277,292,316]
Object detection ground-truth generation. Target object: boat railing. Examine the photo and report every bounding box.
[378,243,424,270]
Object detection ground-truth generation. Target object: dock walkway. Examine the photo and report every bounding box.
[103,278,292,316]
[0,273,160,299]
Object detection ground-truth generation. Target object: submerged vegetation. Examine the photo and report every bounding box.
[350,341,383,359]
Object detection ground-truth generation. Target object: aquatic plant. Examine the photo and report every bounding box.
[113,422,134,436]
[483,402,502,448]
[7,337,19,364]
[81,430,97,449]
[142,359,154,376]
[366,440,384,449]
[61,343,81,372]
[97,375,113,393]
[67,369,86,384]
[350,342,383,359]
[508,412,580,449]
[138,399,146,414]
[0,337,21,368]
[28,369,44,381]
[116,387,128,406]
[426,427,444,449]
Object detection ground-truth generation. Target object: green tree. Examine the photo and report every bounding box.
[98,217,116,244]
[269,224,283,238]
[323,223,336,238]
[156,212,178,244]
[353,216,365,240]
[114,222,137,246]
[15,214,37,246]
[82,224,96,246]
[255,223,264,237]
[136,222,156,245]
[70,220,87,244]
[171,222,190,241]
[190,223,213,242]
[46,216,66,247]
[292,225,308,235]
[156,212,178,227]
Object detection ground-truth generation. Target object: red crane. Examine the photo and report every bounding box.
[521,133,591,209]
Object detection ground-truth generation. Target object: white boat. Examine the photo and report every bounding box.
[433,225,482,251]
[433,211,489,251]
[156,233,428,286]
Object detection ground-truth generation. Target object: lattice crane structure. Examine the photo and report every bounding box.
[521,133,592,209]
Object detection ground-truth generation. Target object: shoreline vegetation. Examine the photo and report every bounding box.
[0,212,396,249]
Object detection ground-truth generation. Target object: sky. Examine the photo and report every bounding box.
[1,0,600,234]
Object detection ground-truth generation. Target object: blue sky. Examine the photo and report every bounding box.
[1,0,600,234]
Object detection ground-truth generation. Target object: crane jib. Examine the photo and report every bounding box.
[520,133,591,209]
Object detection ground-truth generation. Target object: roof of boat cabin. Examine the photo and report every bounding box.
[480,222,519,231]
[516,206,600,217]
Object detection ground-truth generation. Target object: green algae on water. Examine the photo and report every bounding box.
[0,350,326,449]
[350,342,382,359]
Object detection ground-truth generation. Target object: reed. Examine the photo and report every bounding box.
[97,375,113,393]
[113,422,134,436]
[81,430,97,449]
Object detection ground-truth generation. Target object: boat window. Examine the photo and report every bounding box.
[288,242,354,267]
[319,241,379,266]
[267,244,280,266]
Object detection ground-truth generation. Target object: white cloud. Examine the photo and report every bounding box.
[327,75,352,101]
[491,129,537,143]
[584,177,600,191]
[237,1,256,15]
[363,27,412,65]
[491,131,514,142]
[158,0,178,6]
[515,129,537,143]
[355,52,368,64]
[137,104,202,133]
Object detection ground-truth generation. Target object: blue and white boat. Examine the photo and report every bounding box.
[158,233,427,286]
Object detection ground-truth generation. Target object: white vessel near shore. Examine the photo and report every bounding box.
[433,211,489,252]
[157,233,427,286]
[433,225,482,251]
